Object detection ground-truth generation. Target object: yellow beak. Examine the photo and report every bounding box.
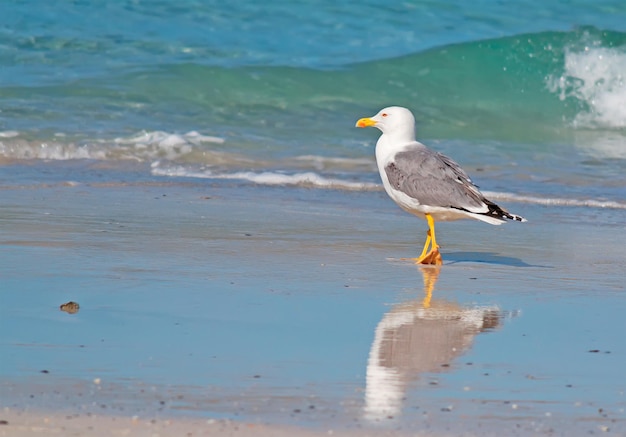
[356,117,376,128]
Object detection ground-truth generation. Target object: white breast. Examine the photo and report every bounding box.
[375,137,428,218]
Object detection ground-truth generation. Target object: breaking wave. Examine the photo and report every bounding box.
[0,131,224,162]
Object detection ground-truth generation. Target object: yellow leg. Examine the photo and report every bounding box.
[414,214,442,265]
[418,230,432,259]
[427,214,438,249]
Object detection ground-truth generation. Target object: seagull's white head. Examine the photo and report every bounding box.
[355,106,416,143]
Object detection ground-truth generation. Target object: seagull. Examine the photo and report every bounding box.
[356,106,526,265]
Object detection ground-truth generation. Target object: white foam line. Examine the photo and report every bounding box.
[153,166,626,210]
[151,166,380,191]
[483,191,626,210]
[115,130,224,145]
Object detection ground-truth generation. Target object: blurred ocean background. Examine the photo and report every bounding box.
[1,0,625,207]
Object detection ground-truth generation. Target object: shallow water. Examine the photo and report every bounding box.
[1,165,624,435]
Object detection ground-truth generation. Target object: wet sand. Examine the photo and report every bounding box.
[1,409,432,437]
[1,163,625,436]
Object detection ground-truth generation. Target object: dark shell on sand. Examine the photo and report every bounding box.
[60,301,80,314]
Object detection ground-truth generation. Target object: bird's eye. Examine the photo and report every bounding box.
[382,113,388,117]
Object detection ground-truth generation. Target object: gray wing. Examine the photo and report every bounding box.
[385,147,487,211]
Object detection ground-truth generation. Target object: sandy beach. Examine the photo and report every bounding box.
[2,410,451,437]
[1,163,624,436]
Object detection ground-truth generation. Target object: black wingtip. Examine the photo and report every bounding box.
[485,201,526,222]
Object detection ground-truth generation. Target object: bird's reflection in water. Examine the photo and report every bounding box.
[364,266,508,422]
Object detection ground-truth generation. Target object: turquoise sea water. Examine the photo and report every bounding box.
[1,0,625,208]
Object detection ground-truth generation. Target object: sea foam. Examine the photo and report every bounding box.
[151,164,379,191]
[482,191,626,210]
[0,131,224,162]
[151,164,626,210]
[547,46,626,130]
